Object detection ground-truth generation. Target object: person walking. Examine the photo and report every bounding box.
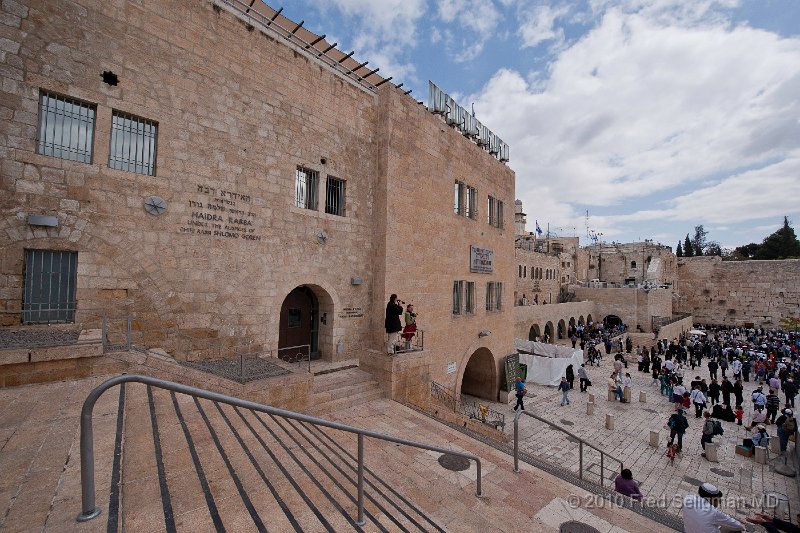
[701,411,716,453]
[559,377,571,406]
[690,386,707,419]
[578,364,590,392]
[513,376,527,411]
[776,408,796,453]
[721,377,733,406]
[384,294,403,354]
[708,359,718,380]
[708,379,720,406]
[667,408,689,452]
[766,389,781,424]
[566,364,575,390]
[784,377,797,408]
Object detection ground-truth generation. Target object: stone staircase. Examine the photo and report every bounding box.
[311,367,384,416]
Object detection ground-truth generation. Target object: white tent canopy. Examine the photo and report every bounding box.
[689,329,707,336]
[514,340,584,387]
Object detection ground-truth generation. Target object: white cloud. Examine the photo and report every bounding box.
[469,6,800,246]
[519,4,569,48]
[436,0,503,62]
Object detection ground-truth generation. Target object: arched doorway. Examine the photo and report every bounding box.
[587,314,593,325]
[460,347,497,401]
[557,319,566,339]
[603,314,623,328]
[528,324,541,341]
[278,285,333,360]
[568,317,576,335]
[545,321,555,343]
[578,315,585,326]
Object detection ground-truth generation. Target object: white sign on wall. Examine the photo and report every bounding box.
[447,362,457,374]
[470,246,494,274]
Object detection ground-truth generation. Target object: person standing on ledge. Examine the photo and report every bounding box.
[385,294,403,354]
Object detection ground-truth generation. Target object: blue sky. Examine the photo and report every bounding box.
[279,0,800,250]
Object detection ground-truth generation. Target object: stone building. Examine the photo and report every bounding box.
[0,0,515,403]
[584,241,677,287]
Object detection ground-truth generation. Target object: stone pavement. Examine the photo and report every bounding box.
[0,372,676,532]
[480,349,800,524]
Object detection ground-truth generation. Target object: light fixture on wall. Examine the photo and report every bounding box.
[478,330,491,338]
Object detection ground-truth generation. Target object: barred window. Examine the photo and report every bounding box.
[109,110,158,175]
[486,281,502,311]
[465,282,475,314]
[36,91,96,163]
[454,181,464,215]
[488,195,503,228]
[325,176,345,216]
[295,167,318,210]
[465,185,477,219]
[453,280,464,315]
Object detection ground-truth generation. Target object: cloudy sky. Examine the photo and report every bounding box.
[284,0,800,250]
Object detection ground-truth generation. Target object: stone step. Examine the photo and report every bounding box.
[312,379,381,404]
[312,367,376,393]
[312,388,385,417]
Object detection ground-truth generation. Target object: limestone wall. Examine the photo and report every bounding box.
[513,301,596,340]
[514,248,562,305]
[675,257,800,326]
[572,287,673,330]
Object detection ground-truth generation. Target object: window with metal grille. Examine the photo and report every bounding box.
[488,196,496,225]
[487,195,503,228]
[109,110,158,175]
[295,167,318,210]
[465,185,477,219]
[454,181,464,215]
[465,282,475,314]
[495,282,503,310]
[486,281,502,311]
[23,249,78,324]
[452,280,463,315]
[325,176,345,216]
[485,282,495,311]
[36,91,96,163]
[497,200,504,228]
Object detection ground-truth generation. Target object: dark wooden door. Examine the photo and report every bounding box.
[279,287,313,359]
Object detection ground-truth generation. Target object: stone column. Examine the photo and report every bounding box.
[704,442,719,462]
[587,402,594,415]
[606,414,614,430]
[649,430,659,447]
[639,391,647,403]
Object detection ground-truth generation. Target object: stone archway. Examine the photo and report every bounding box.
[459,347,497,401]
[578,315,585,326]
[569,317,576,335]
[557,319,567,339]
[545,321,555,343]
[528,323,541,341]
[278,284,335,361]
[587,314,593,325]
[603,314,623,328]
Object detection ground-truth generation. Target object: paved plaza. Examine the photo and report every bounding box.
[482,349,800,524]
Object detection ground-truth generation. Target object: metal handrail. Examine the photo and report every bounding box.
[275,343,312,372]
[77,374,482,525]
[513,410,623,487]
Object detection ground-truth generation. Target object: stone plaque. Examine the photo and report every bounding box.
[470,245,493,273]
[338,307,364,319]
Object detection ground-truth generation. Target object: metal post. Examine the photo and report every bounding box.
[600,453,604,487]
[101,314,107,354]
[476,459,482,497]
[579,441,583,479]
[126,316,132,351]
[356,434,365,526]
[240,352,244,382]
[514,412,519,472]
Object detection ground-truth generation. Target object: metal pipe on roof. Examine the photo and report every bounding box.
[346,60,369,75]
[305,34,326,49]
[337,51,355,64]
[362,67,380,78]
[289,20,304,35]
[267,6,283,24]
[245,0,257,14]
[319,42,338,55]
[395,83,404,89]
[374,77,393,87]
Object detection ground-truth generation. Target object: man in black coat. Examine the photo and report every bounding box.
[385,294,403,354]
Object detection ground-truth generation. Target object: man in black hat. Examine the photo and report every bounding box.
[682,483,745,532]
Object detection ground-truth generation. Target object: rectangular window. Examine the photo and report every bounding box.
[465,282,475,314]
[486,281,502,311]
[36,91,96,163]
[109,110,158,175]
[454,181,464,215]
[452,280,463,315]
[325,176,345,216]
[295,167,319,210]
[23,249,78,324]
[465,185,477,219]
[487,195,503,228]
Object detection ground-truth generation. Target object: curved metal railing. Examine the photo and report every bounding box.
[513,410,623,487]
[78,374,483,525]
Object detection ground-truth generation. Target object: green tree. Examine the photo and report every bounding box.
[705,241,722,256]
[676,241,683,257]
[683,234,694,257]
[753,216,800,259]
[733,242,760,259]
[692,225,707,256]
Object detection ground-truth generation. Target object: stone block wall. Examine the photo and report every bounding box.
[514,248,562,305]
[572,287,673,330]
[675,257,800,326]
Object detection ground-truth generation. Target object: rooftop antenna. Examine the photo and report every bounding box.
[471,103,475,117]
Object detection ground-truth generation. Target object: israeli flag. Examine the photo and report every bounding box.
[535,221,543,235]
